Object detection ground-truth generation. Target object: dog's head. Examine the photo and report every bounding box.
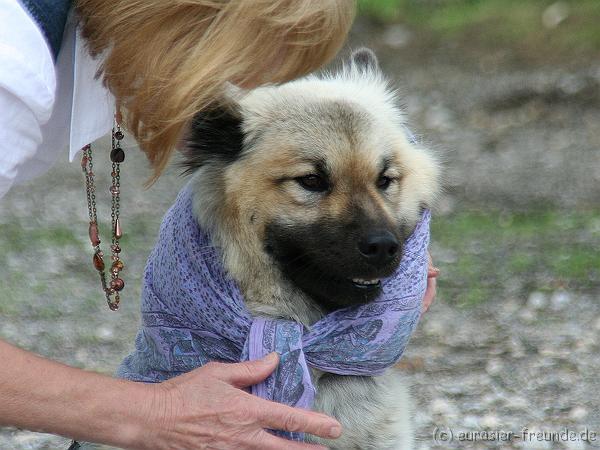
[183,49,441,312]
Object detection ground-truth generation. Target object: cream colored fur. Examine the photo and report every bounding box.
[189,51,439,449]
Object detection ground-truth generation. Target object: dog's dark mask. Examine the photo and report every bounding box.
[265,215,412,311]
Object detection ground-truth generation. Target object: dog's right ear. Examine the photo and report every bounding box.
[180,97,244,175]
[349,47,380,74]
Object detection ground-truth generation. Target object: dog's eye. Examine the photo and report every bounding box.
[377,176,393,190]
[296,174,329,192]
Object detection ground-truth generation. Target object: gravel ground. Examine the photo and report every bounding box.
[1,21,599,449]
[406,295,600,449]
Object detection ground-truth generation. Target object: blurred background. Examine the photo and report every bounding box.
[1,1,599,448]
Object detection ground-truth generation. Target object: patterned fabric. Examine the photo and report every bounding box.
[117,184,430,440]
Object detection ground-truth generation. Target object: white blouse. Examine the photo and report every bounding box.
[0,0,114,199]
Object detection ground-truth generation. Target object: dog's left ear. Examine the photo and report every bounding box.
[349,47,380,74]
[180,92,245,175]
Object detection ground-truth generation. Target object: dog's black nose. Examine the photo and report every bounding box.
[357,230,399,265]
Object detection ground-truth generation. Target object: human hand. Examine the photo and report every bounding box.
[138,353,341,450]
[422,252,439,313]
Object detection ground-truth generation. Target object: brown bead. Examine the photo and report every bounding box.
[114,218,123,239]
[88,222,100,246]
[110,278,125,291]
[108,297,120,311]
[112,260,124,272]
[110,147,125,163]
[81,155,88,170]
[93,252,105,271]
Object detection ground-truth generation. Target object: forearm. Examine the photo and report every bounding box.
[0,339,157,448]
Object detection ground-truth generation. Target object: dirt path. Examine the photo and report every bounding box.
[348,20,600,212]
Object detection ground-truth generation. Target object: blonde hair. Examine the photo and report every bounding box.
[76,0,355,182]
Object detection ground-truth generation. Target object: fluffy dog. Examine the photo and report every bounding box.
[182,48,441,449]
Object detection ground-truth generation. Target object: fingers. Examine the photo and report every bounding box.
[255,398,342,440]
[422,276,437,313]
[256,429,329,450]
[202,356,342,442]
[427,266,440,278]
[423,251,439,313]
[427,252,440,279]
[204,353,280,388]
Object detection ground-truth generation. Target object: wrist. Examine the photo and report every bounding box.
[0,341,174,449]
[120,381,174,450]
[59,375,163,450]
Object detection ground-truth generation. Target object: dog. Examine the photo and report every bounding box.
[179,48,441,449]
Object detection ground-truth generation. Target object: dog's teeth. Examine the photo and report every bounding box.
[352,278,380,285]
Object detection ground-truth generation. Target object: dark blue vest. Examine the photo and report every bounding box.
[19,0,73,60]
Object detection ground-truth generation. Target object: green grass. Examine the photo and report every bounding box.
[0,222,101,318]
[1,210,598,312]
[358,0,600,55]
[0,223,79,252]
[432,209,600,306]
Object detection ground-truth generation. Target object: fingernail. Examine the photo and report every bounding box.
[328,424,342,438]
[262,352,278,363]
[428,267,440,277]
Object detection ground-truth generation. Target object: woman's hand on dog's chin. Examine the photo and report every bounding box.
[131,353,341,450]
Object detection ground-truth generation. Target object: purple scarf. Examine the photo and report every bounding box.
[117,185,430,440]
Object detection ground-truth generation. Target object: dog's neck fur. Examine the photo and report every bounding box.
[190,170,324,326]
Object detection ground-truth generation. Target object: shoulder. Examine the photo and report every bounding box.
[18,0,72,60]
[0,0,71,196]
[0,0,57,120]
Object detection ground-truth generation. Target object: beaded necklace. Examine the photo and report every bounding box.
[80,113,125,310]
